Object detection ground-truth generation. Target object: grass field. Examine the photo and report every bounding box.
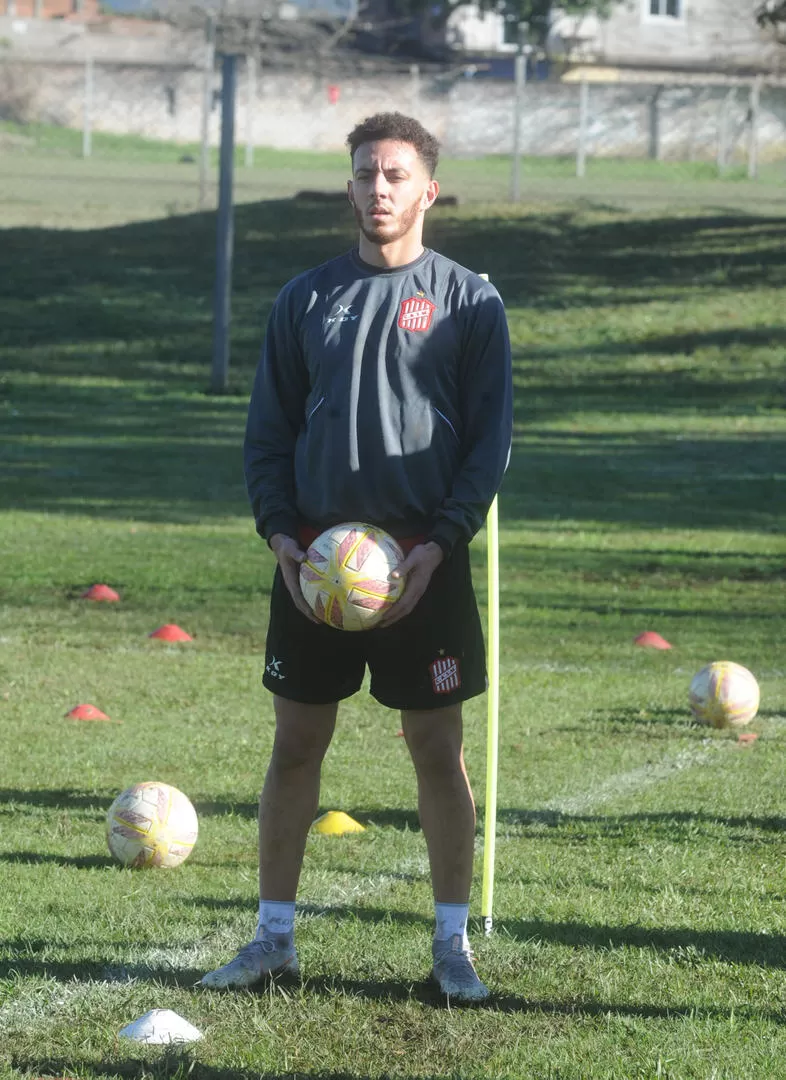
[0,134,785,1080]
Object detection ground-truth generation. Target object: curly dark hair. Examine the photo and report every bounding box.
[346,112,440,177]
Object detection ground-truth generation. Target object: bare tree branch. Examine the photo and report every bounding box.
[756,0,786,25]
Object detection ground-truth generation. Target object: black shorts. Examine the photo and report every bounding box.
[262,542,487,711]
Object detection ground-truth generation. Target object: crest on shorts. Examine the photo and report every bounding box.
[430,655,461,694]
[398,296,436,333]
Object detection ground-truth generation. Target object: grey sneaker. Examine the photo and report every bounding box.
[201,935,299,989]
[431,934,489,1003]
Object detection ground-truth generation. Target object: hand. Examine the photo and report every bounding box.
[269,533,321,624]
[378,541,444,628]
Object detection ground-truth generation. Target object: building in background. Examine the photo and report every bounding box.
[1,0,99,16]
[550,0,783,77]
[361,0,783,77]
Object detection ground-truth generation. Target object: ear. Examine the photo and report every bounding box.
[347,180,355,207]
[421,178,439,211]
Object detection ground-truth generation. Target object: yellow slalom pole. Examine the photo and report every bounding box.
[482,494,500,935]
[478,271,499,936]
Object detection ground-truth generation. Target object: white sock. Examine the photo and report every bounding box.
[256,899,295,941]
[434,901,470,949]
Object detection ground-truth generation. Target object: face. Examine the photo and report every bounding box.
[347,139,438,248]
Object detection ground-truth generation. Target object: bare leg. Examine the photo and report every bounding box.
[258,696,338,901]
[401,704,475,904]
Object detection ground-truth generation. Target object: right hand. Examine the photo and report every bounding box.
[269,533,320,623]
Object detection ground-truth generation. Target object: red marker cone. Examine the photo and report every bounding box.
[737,732,759,746]
[149,624,193,642]
[66,703,111,721]
[395,729,405,737]
[81,584,120,602]
[633,631,672,650]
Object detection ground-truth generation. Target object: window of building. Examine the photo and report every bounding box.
[648,0,681,18]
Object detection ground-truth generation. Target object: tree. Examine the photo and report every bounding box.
[391,0,616,46]
[756,0,786,42]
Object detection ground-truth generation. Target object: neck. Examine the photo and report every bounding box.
[357,235,425,269]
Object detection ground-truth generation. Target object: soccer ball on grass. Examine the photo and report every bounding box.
[688,661,760,729]
[299,522,405,631]
[106,781,198,868]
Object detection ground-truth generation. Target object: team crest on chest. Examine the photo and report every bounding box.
[398,295,436,333]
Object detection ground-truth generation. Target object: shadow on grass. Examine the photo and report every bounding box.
[191,902,786,970]
[497,808,786,835]
[0,850,115,869]
[4,790,784,841]
[0,788,110,813]
[500,917,786,970]
[0,949,205,988]
[9,1064,403,1080]
[579,706,687,729]
[9,1062,405,1080]
[1,204,785,533]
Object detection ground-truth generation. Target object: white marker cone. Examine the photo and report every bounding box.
[119,1008,202,1044]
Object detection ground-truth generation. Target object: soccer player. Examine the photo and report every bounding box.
[201,111,513,1003]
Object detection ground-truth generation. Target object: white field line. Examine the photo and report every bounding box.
[543,745,719,816]
[301,856,431,910]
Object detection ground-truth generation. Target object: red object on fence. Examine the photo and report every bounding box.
[327,84,340,105]
[149,624,193,642]
[633,631,672,650]
[81,584,121,602]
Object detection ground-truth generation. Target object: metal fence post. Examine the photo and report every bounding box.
[245,52,257,168]
[648,86,662,161]
[82,53,94,159]
[747,76,762,180]
[211,53,237,396]
[717,87,736,175]
[576,79,589,178]
[510,22,528,203]
[410,63,420,108]
[199,15,216,209]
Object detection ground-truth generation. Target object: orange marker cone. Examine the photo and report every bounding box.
[81,584,120,602]
[149,624,192,642]
[66,703,111,721]
[633,631,672,650]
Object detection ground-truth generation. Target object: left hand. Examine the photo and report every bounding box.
[378,541,444,628]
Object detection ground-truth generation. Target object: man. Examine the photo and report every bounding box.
[201,112,513,1003]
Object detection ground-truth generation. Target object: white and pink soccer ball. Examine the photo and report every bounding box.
[689,661,760,729]
[106,781,198,868]
[299,522,405,631]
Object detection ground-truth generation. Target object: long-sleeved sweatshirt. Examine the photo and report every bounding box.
[244,246,513,557]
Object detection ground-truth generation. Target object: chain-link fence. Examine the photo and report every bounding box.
[2,45,786,206]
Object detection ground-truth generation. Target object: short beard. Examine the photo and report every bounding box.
[354,199,422,246]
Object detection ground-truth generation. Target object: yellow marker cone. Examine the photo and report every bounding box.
[311,810,365,836]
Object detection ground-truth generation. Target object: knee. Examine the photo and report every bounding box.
[269,730,327,772]
[406,728,465,780]
[268,699,337,773]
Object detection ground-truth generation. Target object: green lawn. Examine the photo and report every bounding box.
[0,141,785,1080]
[2,120,786,229]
